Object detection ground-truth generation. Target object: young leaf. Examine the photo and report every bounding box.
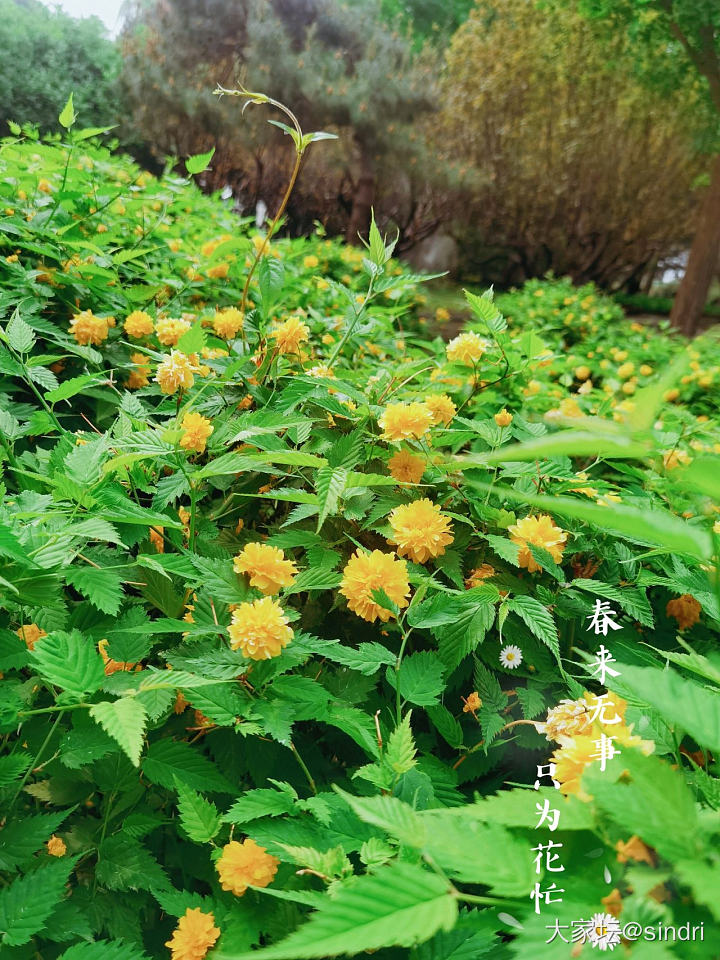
[185,147,215,175]
[58,92,76,129]
[175,779,221,843]
[89,699,148,767]
[385,712,416,774]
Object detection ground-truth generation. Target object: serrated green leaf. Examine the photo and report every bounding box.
[175,779,220,842]
[59,941,151,960]
[65,565,123,615]
[90,698,148,767]
[58,92,76,129]
[388,651,445,707]
[216,861,456,959]
[385,712,416,774]
[142,739,235,793]
[186,147,215,175]
[507,596,560,662]
[315,466,347,531]
[0,855,76,945]
[31,630,105,700]
[223,788,296,825]
[6,311,36,353]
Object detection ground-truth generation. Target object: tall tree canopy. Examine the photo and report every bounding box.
[121,0,436,241]
[556,0,720,333]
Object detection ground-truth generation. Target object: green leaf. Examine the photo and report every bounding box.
[584,751,698,862]
[30,630,105,700]
[59,942,151,960]
[388,652,445,707]
[610,664,720,753]
[435,600,495,671]
[46,374,103,404]
[0,809,69,869]
[216,862,457,959]
[175,779,220,842]
[336,789,425,846]
[142,739,235,793]
[6,311,36,353]
[177,321,206,355]
[0,753,32,786]
[90,698,148,767]
[65,565,124,615]
[315,466,347,531]
[223,788,296,825]
[0,855,76,945]
[96,835,167,892]
[385,712,416,774]
[185,147,215,175]
[321,641,396,676]
[507,596,560,662]
[58,92,76,129]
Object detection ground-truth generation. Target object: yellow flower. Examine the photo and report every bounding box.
[662,449,691,471]
[537,698,592,742]
[508,514,568,572]
[207,262,230,279]
[127,352,151,389]
[303,254,319,268]
[574,365,591,381]
[38,178,53,194]
[16,623,46,650]
[212,307,244,339]
[308,364,335,378]
[165,907,220,960]
[227,597,293,660]
[494,409,513,427]
[46,836,66,857]
[180,412,213,454]
[424,393,456,426]
[340,549,410,622]
[616,836,655,866]
[640,364,653,376]
[388,449,425,484]
[155,351,195,394]
[446,331,486,365]
[463,691,482,714]
[666,594,701,631]
[69,310,113,345]
[124,310,154,338]
[378,402,433,442]
[271,317,309,354]
[233,542,297,595]
[216,839,279,897]
[617,362,635,379]
[465,564,495,588]
[156,316,191,346]
[387,498,454,563]
[435,306,451,322]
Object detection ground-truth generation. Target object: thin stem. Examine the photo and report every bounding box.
[289,741,317,795]
[11,711,65,806]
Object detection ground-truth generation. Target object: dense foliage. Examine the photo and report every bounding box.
[437,0,707,288]
[0,0,122,136]
[1,112,720,959]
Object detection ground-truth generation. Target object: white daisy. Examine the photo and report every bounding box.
[499,644,523,669]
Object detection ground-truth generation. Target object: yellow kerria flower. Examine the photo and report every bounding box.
[46,836,66,857]
[446,331,486,365]
[123,310,154,338]
[388,449,425,484]
[155,351,195,394]
[340,549,410,622]
[463,691,482,713]
[537,698,593,742]
[378,402,433,442]
[216,839,279,897]
[424,394,456,426]
[233,542,298,595]
[666,594,701,631]
[38,178,53,194]
[227,597,293,660]
[662,449,691,471]
[69,310,114,346]
[156,316,191,346]
[464,564,495,588]
[494,409,513,427]
[127,352,151,389]
[212,307,244,339]
[271,317,309,354]
[16,623,46,650]
[508,514,568,572]
[387,498,454,563]
[207,262,230,279]
[180,412,213,454]
[303,254,319,268]
[165,907,220,960]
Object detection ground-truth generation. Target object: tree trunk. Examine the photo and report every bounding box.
[671,153,720,337]
[345,143,375,245]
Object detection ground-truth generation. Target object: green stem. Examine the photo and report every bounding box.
[289,741,317,795]
[11,711,65,806]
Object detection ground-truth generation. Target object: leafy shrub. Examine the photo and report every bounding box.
[437,0,708,289]
[0,107,719,958]
[0,0,122,136]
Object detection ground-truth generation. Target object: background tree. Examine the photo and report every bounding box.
[0,0,122,134]
[121,0,436,242]
[556,0,720,335]
[435,0,707,289]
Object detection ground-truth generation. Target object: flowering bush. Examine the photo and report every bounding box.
[0,108,719,958]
